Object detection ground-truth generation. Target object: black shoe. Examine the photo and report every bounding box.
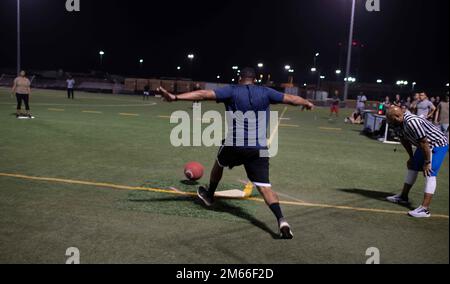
[279,219,294,240]
[197,186,214,207]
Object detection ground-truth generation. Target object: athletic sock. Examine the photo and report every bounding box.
[269,203,284,222]
[208,182,219,197]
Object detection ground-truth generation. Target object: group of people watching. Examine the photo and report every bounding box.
[382,92,449,135]
[343,91,449,137]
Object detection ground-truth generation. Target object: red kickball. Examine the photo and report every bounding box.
[184,162,204,181]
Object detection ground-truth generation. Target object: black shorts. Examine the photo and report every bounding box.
[217,146,271,187]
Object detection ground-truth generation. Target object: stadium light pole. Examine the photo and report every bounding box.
[343,0,357,102]
[313,53,319,68]
[99,51,105,67]
[257,63,264,82]
[188,53,195,79]
[335,69,342,81]
[17,0,21,75]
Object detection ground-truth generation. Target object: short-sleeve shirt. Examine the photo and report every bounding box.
[416,99,434,118]
[67,79,75,89]
[357,95,367,109]
[214,85,285,149]
[332,96,340,106]
[14,77,31,94]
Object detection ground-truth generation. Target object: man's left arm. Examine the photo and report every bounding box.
[283,94,315,109]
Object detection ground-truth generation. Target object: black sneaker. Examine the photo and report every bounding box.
[279,219,294,240]
[197,186,214,207]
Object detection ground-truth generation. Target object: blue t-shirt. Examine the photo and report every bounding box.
[214,85,285,149]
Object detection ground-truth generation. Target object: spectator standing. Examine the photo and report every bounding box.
[416,92,436,120]
[12,70,32,118]
[393,94,403,107]
[329,90,341,119]
[66,75,76,100]
[435,94,449,136]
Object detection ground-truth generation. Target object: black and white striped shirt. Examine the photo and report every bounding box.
[401,112,449,148]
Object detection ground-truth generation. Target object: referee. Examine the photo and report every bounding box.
[158,68,314,239]
[12,70,32,118]
[386,106,449,218]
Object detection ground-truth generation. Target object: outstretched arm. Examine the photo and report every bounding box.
[283,94,315,109]
[158,87,216,102]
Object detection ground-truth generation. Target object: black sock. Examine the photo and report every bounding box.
[208,182,219,197]
[269,203,284,221]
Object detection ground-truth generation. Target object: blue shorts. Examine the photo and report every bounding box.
[411,145,449,177]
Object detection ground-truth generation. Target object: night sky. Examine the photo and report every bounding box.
[0,0,448,88]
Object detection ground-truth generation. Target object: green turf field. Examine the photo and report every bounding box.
[0,87,448,264]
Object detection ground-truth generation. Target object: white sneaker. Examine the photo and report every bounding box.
[408,206,431,218]
[386,194,410,205]
[279,219,294,240]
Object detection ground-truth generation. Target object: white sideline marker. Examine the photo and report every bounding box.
[215,182,254,199]
[215,189,247,199]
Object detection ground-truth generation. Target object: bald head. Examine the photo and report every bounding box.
[386,106,404,126]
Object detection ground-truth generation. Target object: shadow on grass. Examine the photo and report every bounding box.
[338,188,415,210]
[130,195,279,239]
[180,180,200,186]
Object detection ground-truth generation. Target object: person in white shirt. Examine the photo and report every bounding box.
[354,92,368,121]
[67,75,76,100]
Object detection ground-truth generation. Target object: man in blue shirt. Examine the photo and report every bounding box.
[158,68,314,239]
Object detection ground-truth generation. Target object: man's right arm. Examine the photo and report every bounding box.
[283,94,315,109]
[400,137,416,170]
[400,137,414,159]
[158,86,216,102]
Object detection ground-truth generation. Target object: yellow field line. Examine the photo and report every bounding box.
[280,124,300,128]
[0,173,195,197]
[48,108,65,112]
[82,111,103,114]
[319,127,342,131]
[119,113,139,117]
[246,198,449,219]
[1,172,448,219]
[268,107,288,146]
